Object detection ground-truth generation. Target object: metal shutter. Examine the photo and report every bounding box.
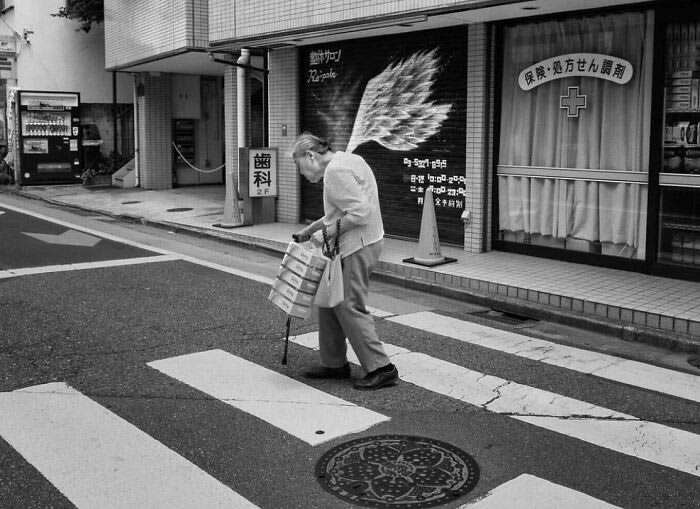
[299,26,468,245]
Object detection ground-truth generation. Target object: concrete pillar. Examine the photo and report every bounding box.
[267,48,300,223]
[464,24,495,253]
[136,73,173,190]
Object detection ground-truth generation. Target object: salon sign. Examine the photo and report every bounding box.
[518,53,633,91]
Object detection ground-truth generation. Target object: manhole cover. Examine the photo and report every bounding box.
[469,309,536,326]
[121,200,141,204]
[316,435,479,508]
[688,355,700,369]
[166,207,193,212]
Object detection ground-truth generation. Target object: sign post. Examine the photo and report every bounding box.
[239,147,277,225]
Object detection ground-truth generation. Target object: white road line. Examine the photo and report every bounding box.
[0,201,275,284]
[0,382,259,509]
[367,305,395,318]
[148,349,390,446]
[0,254,181,279]
[291,332,700,477]
[176,255,274,285]
[23,229,102,247]
[0,202,174,254]
[388,312,700,403]
[459,474,621,508]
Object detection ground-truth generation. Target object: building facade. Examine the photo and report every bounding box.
[0,0,134,180]
[104,0,700,281]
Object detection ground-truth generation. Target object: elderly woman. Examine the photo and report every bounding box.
[292,132,398,391]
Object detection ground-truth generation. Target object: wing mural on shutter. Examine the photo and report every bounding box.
[300,27,468,245]
[345,48,453,153]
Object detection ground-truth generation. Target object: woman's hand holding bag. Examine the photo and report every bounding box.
[314,219,344,308]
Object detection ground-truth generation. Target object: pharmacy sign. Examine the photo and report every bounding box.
[519,53,633,91]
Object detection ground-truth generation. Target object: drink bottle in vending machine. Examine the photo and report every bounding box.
[17,90,82,185]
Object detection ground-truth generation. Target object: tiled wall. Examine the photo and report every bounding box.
[209,0,493,42]
[224,56,301,224]
[137,74,173,190]
[191,0,209,48]
[223,66,240,204]
[105,0,208,69]
[464,24,493,253]
[268,49,300,223]
[485,28,495,252]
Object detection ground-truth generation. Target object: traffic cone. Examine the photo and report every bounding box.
[403,186,457,267]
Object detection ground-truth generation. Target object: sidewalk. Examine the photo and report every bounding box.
[6,183,700,353]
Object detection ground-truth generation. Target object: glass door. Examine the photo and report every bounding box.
[657,16,700,271]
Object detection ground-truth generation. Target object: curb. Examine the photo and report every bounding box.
[7,187,700,355]
[372,269,700,354]
[11,188,291,258]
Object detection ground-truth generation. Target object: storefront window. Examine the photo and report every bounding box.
[658,20,700,267]
[497,11,653,259]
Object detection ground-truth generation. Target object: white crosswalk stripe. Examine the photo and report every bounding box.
[388,311,700,403]
[147,349,390,446]
[0,382,259,509]
[291,331,700,478]
[459,474,621,508]
[0,254,181,279]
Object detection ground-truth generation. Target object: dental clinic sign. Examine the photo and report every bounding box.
[248,148,277,198]
[518,53,633,90]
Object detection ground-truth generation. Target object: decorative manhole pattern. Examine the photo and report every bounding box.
[166,207,193,212]
[316,435,479,508]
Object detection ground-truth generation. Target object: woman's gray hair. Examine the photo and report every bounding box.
[290,132,331,158]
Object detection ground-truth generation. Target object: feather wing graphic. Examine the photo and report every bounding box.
[345,48,452,153]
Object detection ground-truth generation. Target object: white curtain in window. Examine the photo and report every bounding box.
[498,11,653,254]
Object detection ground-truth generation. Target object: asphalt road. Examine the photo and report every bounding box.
[1,195,699,509]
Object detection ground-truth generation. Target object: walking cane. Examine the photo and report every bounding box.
[279,233,311,365]
[282,315,291,365]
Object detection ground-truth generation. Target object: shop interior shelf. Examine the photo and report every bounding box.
[663,221,700,232]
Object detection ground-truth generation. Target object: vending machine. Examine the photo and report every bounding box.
[17,90,82,185]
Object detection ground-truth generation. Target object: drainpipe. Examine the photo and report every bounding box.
[231,48,250,224]
[112,72,118,171]
[132,74,140,187]
[237,49,249,155]
[217,49,250,227]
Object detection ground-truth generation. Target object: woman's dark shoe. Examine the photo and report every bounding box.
[353,364,399,390]
[304,363,351,379]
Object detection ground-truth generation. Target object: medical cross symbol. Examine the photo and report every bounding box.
[560,86,587,118]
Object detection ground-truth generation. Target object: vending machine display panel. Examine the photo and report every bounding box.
[17,91,82,185]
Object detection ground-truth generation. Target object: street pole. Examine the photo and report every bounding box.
[216,49,249,228]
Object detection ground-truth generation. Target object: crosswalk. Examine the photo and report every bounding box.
[2,304,698,507]
[293,330,700,477]
[389,311,700,403]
